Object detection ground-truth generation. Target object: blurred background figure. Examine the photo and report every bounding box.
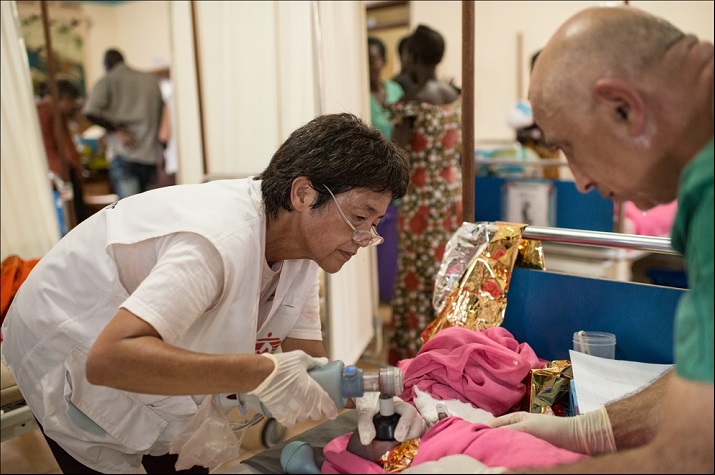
[392,34,417,95]
[37,78,89,226]
[369,36,405,306]
[369,36,404,139]
[155,60,178,188]
[388,24,463,365]
[84,48,164,199]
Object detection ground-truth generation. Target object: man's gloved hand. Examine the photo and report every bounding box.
[247,351,338,427]
[356,394,426,445]
[402,454,506,474]
[487,406,616,456]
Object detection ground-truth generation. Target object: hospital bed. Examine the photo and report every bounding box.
[226,225,685,474]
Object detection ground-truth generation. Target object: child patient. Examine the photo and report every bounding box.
[326,327,587,473]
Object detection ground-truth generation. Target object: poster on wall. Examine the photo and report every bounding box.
[16,1,89,98]
[503,180,555,227]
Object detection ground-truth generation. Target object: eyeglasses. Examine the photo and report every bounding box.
[323,185,383,247]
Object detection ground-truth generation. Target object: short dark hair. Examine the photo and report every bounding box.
[398,35,411,56]
[368,36,386,61]
[408,24,445,66]
[38,78,80,99]
[56,78,81,99]
[38,81,50,98]
[257,113,410,219]
[103,49,124,71]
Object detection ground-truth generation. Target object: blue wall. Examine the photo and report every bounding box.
[475,176,614,232]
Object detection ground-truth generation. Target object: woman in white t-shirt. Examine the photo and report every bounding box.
[1,113,425,474]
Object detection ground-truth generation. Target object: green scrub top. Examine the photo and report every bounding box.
[671,138,714,383]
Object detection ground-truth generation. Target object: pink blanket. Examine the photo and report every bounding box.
[623,200,677,237]
[322,417,587,473]
[398,326,546,416]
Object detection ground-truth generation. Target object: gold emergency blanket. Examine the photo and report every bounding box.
[379,438,420,472]
[423,221,545,344]
[527,360,573,416]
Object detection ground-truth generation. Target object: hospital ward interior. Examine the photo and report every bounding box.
[1,1,712,474]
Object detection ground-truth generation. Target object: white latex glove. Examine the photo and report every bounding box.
[356,394,427,445]
[403,454,506,474]
[247,351,338,427]
[487,406,616,456]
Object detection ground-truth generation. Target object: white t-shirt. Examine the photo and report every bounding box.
[0,178,322,473]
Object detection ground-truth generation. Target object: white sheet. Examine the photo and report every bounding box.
[569,350,672,414]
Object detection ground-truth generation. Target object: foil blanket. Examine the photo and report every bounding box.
[423,221,545,344]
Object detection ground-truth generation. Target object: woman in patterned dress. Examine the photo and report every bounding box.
[388,24,463,365]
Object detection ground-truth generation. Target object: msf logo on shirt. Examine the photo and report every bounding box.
[255,332,281,354]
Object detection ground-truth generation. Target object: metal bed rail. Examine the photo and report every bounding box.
[522,225,679,256]
[475,158,568,167]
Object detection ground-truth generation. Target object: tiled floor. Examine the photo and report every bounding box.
[0,304,393,474]
[0,428,61,474]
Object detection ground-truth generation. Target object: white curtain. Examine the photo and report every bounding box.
[1,1,60,260]
[168,1,204,185]
[171,1,376,363]
[315,1,378,365]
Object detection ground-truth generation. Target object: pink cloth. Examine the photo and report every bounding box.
[321,417,587,473]
[623,200,677,237]
[398,326,546,416]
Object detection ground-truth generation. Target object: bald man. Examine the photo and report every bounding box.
[404,6,713,475]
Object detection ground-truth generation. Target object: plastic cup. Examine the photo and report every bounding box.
[573,331,616,359]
